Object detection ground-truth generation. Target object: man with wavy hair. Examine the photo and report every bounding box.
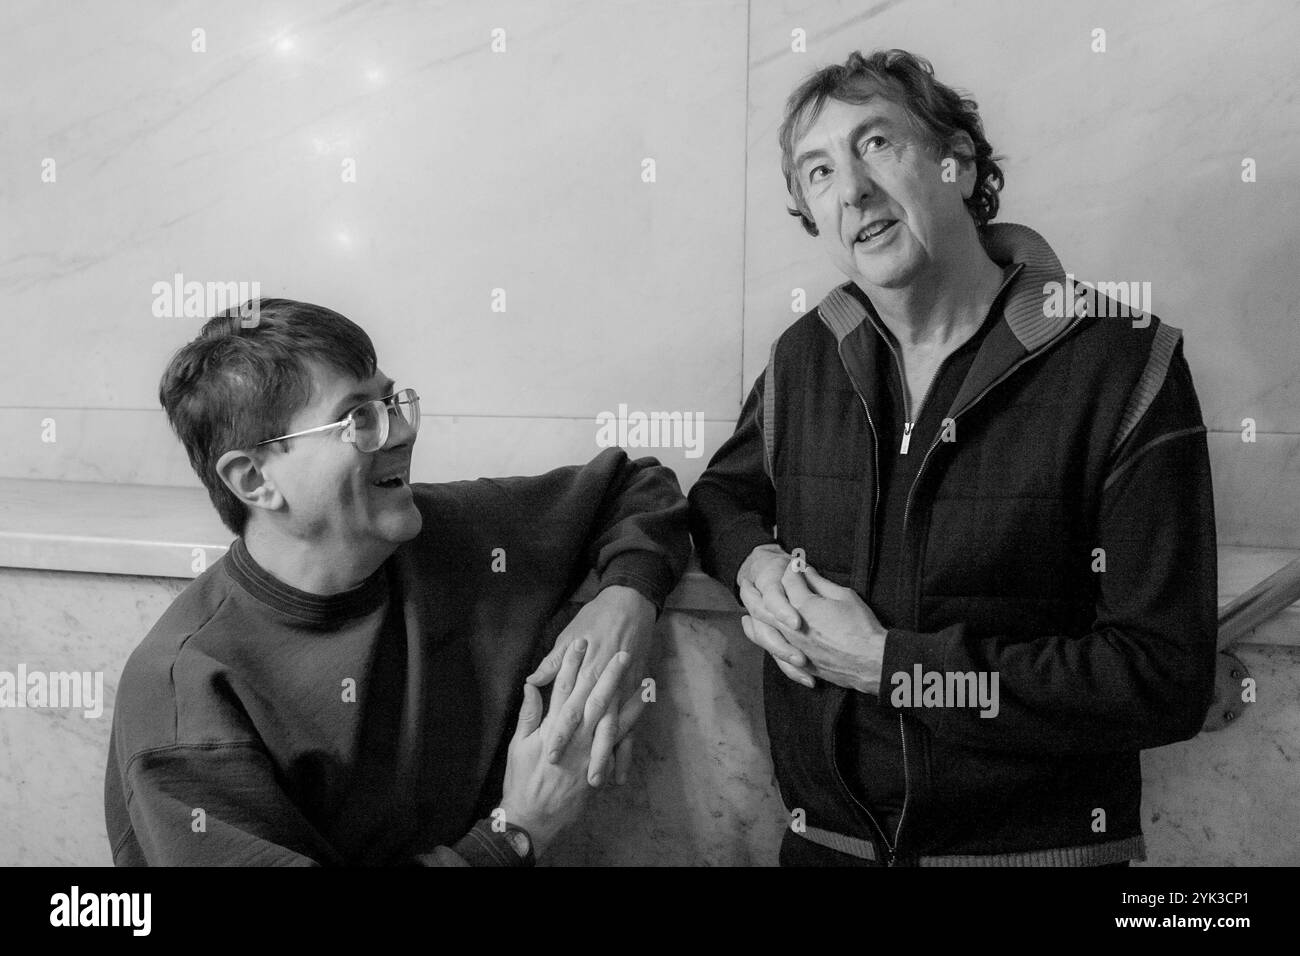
[690,50,1217,866]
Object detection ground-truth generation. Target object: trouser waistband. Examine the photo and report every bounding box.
[799,825,1146,866]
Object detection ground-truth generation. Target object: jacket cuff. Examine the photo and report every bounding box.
[876,625,959,709]
[449,819,533,867]
[711,520,781,604]
[599,551,676,615]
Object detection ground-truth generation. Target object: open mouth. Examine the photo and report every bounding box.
[855,219,898,244]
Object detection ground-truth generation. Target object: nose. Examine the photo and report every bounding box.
[381,404,417,451]
[838,155,878,209]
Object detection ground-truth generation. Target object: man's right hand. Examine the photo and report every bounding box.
[737,544,816,688]
[498,638,634,858]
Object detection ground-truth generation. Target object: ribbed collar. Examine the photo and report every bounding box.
[816,221,1070,352]
[843,260,1024,350]
[225,536,389,627]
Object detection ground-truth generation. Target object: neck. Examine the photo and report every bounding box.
[243,522,392,595]
[862,228,1006,350]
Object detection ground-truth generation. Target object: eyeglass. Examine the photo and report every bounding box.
[254,388,421,454]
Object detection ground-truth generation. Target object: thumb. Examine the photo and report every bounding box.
[514,683,544,740]
[526,646,563,686]
[803,564,849,599]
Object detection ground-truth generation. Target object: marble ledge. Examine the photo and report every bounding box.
[1,478,1297,640]
[0,477,739,613]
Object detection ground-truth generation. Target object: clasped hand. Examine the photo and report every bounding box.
[525,584,654,785]
[737,544,885,694]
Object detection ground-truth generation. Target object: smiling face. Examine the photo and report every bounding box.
[255,361,423,556]
[791,92,977,293]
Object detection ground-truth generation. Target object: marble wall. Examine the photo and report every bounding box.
[3,0,1298,545]
[2,0,1298,867]
[741,0,1300,547]
[1,567,1296,866]
[0,0,749,493]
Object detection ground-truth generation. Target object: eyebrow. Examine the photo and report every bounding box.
[329,378,396,419]
[794,110,899,173]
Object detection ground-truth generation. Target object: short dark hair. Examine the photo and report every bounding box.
[159,298,377,535]
[779,49,1004,236]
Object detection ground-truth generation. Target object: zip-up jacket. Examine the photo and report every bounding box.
[689,223,1218,865]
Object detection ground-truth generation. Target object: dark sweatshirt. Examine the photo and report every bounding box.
[105,448,690,866]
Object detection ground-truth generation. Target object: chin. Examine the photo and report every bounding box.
[855,256,922,290]
[377,504,424,544]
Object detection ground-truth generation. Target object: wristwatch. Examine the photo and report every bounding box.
[503,823,535,864]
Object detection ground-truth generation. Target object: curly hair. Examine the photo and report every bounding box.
[779,49,1004,236]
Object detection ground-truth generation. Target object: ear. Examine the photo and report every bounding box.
[945,130,979,199]
[215,448,284,517]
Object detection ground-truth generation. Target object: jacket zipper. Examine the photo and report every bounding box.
[901,313,1087,534]
[837,343,896,864]
[885,315,1086,860]
[893,713,910,865]
[876,331,951,862]
[830,691,900,863]
[887,343,945,456]
[847,384,909,865]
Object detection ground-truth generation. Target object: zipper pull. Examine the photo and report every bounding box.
[900,422,914,455]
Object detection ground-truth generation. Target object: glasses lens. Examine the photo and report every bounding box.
[350,402,385,453]
[346,390,418,453]
[396,389,420,432]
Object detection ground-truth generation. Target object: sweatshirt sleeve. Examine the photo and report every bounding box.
[116,742,341,865]
[581,449,692,612]
[688,372,781,600]
[115,741,530,867]
[481,447,692,614]
[878,342,1218,755]
[418,820,532,867]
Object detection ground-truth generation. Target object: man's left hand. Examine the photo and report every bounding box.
[526,584,655,787]
[768,563,887,695]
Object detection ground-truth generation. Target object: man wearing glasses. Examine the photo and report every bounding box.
[104,298,691,866]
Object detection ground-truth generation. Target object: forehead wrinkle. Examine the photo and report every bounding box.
[794,93,905,166]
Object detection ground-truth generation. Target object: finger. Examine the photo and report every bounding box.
[743,580,800,634]
[770,617,817,656]
[588,709,619,787]
[741,614,807,669]
[619,656,648,711]
[580,689,646,787]
[584,651,630,724]
[546,644,611,763]
[776,656,816,689]
[526,639,567,686]
[781,561,814,607]
[616,684,649,739]
[613,734,634,785]
[758,575,803,630]
[513,683,544,740]
[545,637,588,725]
[802,564,848,599]
[738,580,765,617]
[577,640,617,693]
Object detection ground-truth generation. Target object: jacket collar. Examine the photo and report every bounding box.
[816,222,1075,418]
